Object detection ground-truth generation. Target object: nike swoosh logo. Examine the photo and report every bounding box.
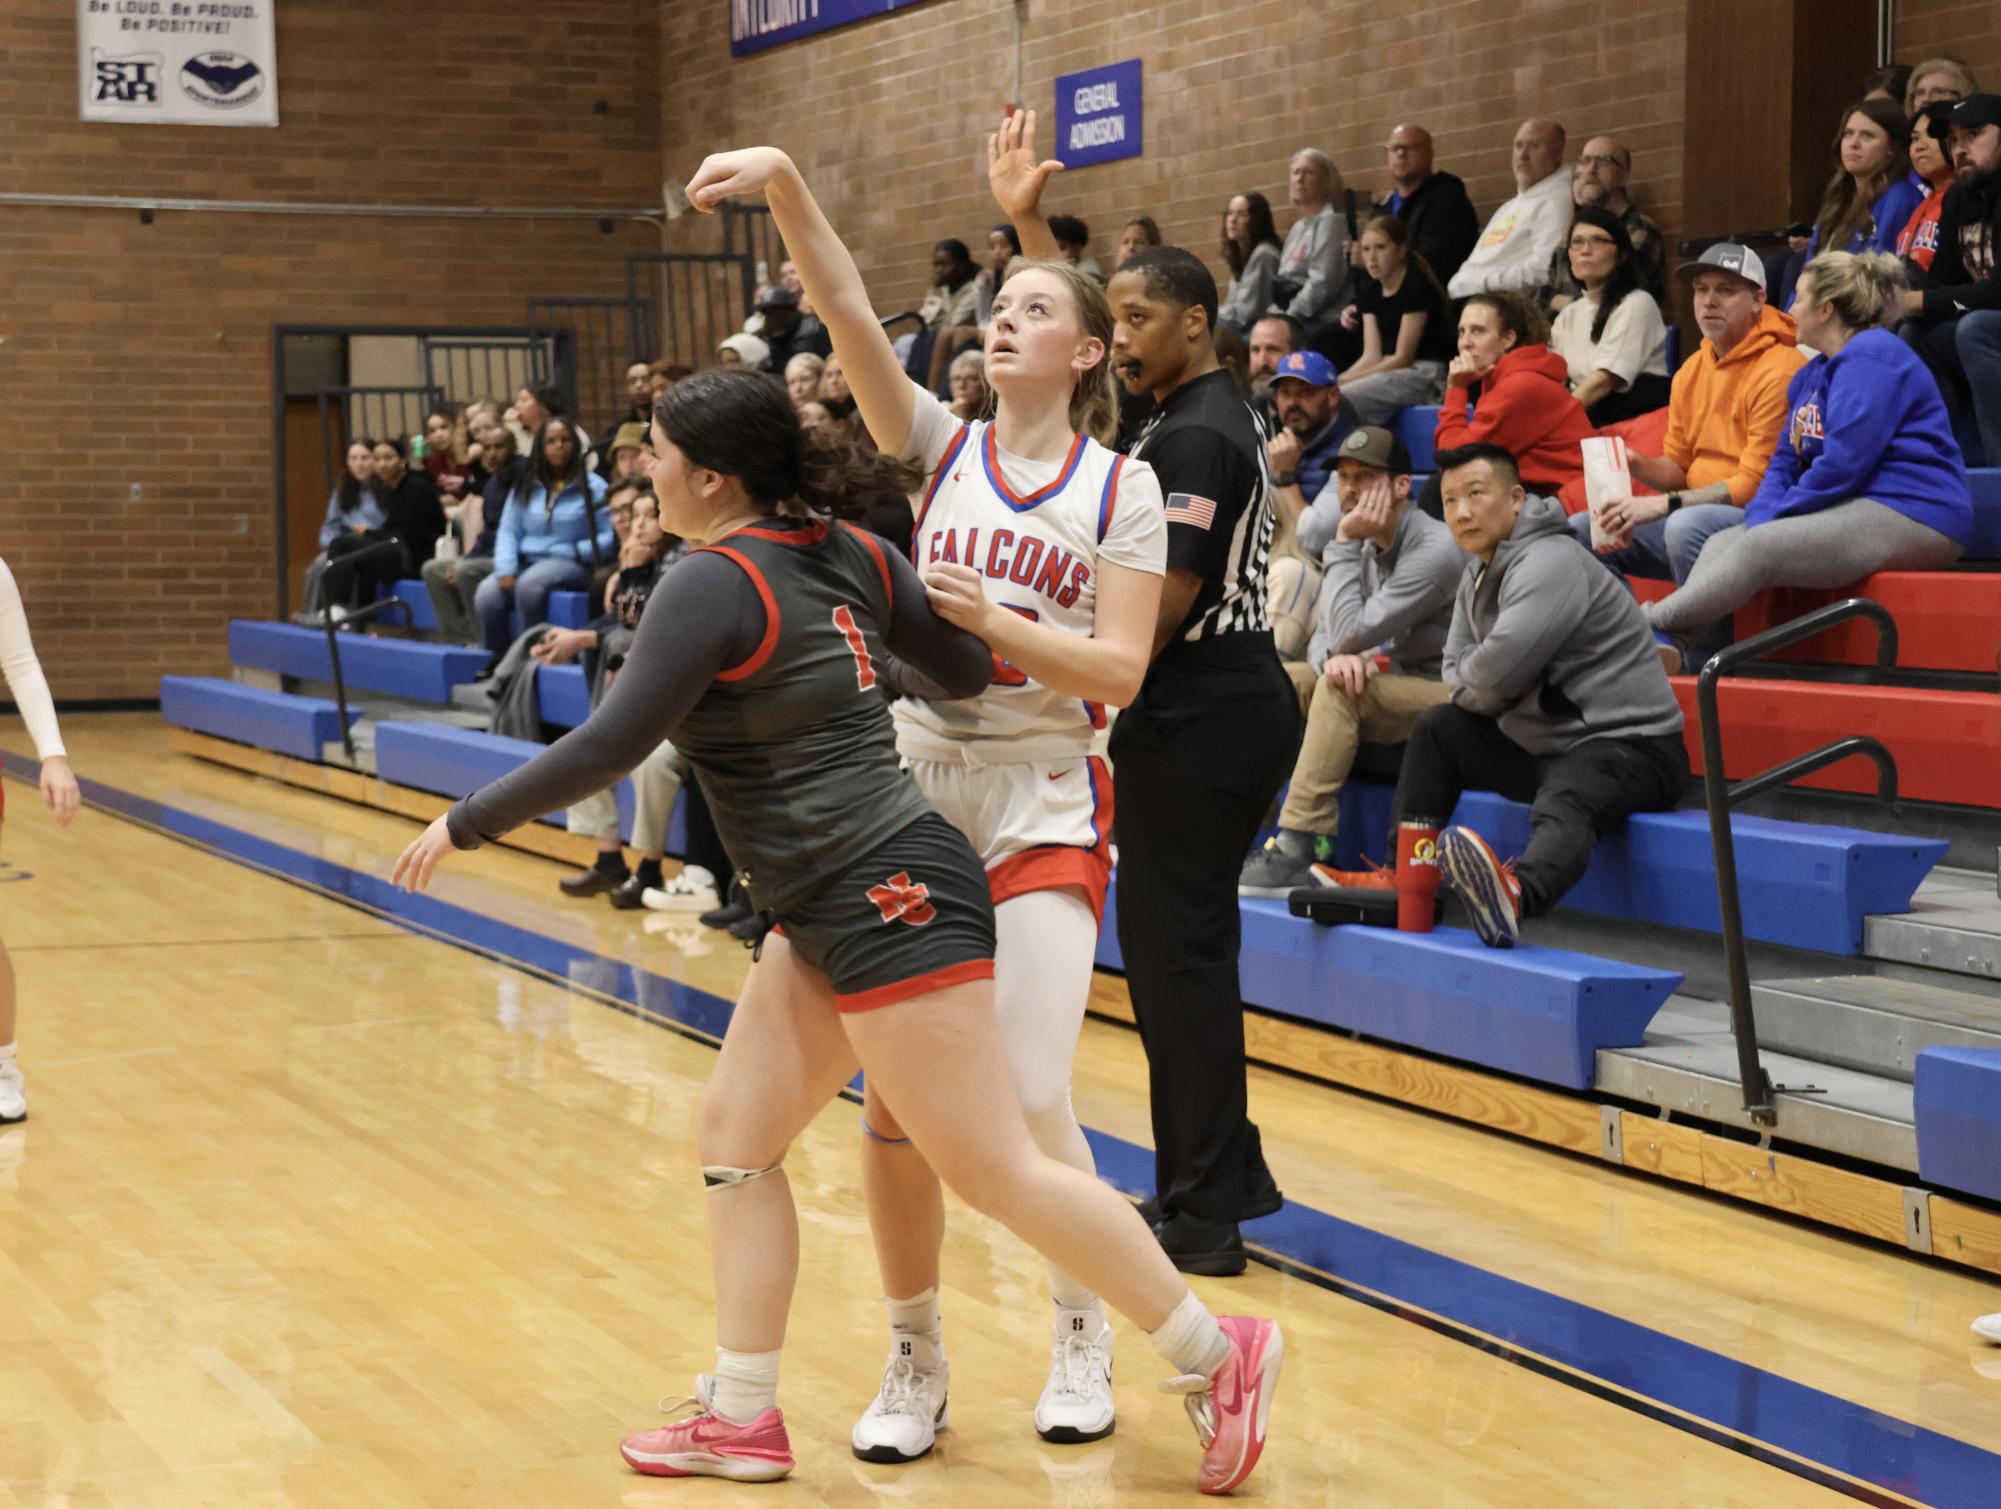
[1214,1366,1245,1417]
[1048,769,1075,781]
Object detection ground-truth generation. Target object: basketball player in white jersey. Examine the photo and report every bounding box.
[776,110,1169,1460]
[0,555,82,1125]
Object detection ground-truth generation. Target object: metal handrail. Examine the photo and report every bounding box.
[320,539,410,763]
[1696,598,1899,1125]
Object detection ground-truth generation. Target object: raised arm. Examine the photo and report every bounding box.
[988,108,1065,262]
[686,148,916,455]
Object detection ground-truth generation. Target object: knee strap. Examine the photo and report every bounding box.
[702,1163,780,1189]
[860,1117,911,1147]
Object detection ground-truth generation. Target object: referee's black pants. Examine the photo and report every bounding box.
[1110,637,1301,1225]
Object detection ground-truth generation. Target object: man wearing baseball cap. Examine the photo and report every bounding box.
[1570,240,1806,589]
[1241,425,1467,896]
[752,283,831,375]
[1902,93,2001,465]
[1264,348,1363,659]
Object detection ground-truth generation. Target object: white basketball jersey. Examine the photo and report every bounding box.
[894,419,1161,765]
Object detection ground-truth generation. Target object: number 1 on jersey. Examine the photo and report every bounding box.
[833,604,876,691]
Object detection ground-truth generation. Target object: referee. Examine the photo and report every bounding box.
[1106,247,1301,1276]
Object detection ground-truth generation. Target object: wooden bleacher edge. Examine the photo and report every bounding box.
[1083,983,2001,1280]
[170,724,2001,1282]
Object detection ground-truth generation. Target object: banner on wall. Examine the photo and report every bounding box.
[77,0,279,127]
[730,0,933,58]
[1053,59,1142,169]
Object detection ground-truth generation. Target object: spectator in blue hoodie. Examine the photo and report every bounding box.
[473,416,613,656]
[1650,251,1970,667]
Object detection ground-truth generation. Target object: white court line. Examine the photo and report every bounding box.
[190,1347,323,1453]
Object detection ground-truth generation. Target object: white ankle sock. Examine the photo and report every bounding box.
[0,1042,15,1067]
[1147,1291,1230,1378]
[1054,1297,1107,1338]
[884,1287,941,1343]
[711,1347,781,1424]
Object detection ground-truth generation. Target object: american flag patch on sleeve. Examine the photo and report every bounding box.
[1164,493,1218,531]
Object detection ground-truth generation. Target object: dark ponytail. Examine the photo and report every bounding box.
[655,369,920,521]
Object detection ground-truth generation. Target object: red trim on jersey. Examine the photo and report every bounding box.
[981,426,1087,511]
[836,957,995,1013]
[987,845,1112,924]
[703,546,782,682]
[838,519,894,610]
[911,424,972,560]
[723,520,829,547]
[1096,454,1125,542]
[986,757,1115,922]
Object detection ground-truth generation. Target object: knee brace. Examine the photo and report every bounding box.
[702,1162,780,1189]
[860,1117,911,1147]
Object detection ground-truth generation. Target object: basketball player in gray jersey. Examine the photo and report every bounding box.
[394,364,1283,1494]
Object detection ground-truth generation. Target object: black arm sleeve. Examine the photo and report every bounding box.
[446,552,763,848]
[877,545,993,700]
[1144,428,1259,582]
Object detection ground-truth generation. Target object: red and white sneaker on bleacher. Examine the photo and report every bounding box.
[619,1385,794,1482]
[1436,826,1522,947]
[1160,1314,1283,1496]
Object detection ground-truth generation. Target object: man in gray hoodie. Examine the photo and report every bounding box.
[1395,441,1688,946]
[1241,426,1467,895]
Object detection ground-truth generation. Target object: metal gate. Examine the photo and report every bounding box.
[627,204,784,370]
[526,296,652,440]
[315,384,446,490]
[418,335,555,414]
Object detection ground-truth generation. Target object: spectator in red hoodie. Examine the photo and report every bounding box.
[1428,291,1592,513]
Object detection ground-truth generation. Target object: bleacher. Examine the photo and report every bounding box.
[161,443,2001,1271]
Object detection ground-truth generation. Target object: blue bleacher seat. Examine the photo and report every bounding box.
[536,664,591,727]
[1393,405,1441,473]
[228,621,486,704]
[373,720,685,848]
[1450,795,1942,955]
[1321,789,1941,955]
[547,591,591,630]
[160,676,354,762]
[1914,1047,2001,1203]
[1965,469,2001,560]
[1096,880,1680,1089]
[388,580,437,632]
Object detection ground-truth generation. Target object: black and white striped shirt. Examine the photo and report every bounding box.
[1129,369,1275,643]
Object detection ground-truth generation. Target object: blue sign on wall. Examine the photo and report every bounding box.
[1052,59,1143,169]
[729,0,933,58]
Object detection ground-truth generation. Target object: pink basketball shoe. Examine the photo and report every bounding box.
[619,1395,795,1482]
[1160,1315,1283,1495]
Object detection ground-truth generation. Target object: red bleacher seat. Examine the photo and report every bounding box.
[1629,573,1997,673]
[1674,677,2001,806]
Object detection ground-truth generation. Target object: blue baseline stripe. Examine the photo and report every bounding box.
[9,749,1996,1508]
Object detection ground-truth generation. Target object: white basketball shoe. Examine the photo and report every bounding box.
[0,1061,25,1125]
[1035,1308,1115,1443]
[851,1332,949,1463]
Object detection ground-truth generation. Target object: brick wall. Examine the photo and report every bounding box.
[1897,0,2001,87]
[0,2,662,700]
[662,0,1687,319]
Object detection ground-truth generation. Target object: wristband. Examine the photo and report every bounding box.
[1665,491,1683,513]
[1271,471,1299,488]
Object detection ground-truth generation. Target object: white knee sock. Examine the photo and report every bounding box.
[711,1347,782,1424]
[1147,1291,1231,1379]
[994,890,1103,1313]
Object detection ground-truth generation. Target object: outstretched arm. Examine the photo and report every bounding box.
[988,108,1064,262]
[686,148,915,455]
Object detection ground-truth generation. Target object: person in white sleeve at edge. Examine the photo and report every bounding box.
[0,555,82,1125]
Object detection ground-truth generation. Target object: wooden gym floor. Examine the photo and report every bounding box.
[2,713,1998,1508]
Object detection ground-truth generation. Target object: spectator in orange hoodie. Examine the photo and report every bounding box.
[1429,291,1594,511]
[1576,243,1807,584]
